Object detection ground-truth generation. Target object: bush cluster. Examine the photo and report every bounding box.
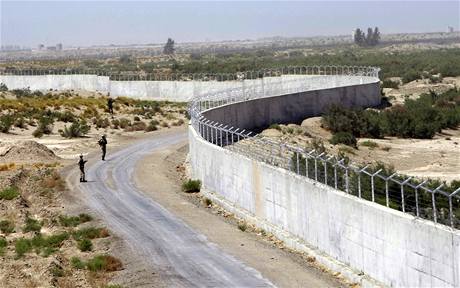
[60,120,90,138]
[15,232,69,257]
[182,179,201,193]
[381,79,399,89]
[59,213,93,227]
[322,88,460,143]
[0,186,20,200]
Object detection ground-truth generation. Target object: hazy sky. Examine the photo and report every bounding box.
[1,1,459,47]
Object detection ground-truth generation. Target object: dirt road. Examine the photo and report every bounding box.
[70,128,344,287]
[73,131,273,287]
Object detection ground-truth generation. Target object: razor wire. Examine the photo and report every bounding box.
[0,65,379,81]
[189,65,460,230]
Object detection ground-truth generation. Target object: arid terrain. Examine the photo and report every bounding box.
[0,91,188,287]
[253,78,460,183]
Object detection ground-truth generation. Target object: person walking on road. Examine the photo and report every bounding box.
[78,155,88,182]
[98,135,108,161]
[107,97,115,116]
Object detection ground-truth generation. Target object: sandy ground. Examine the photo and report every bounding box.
[260,117,460,183]
[384,76,460,105]
[134,131,347,288]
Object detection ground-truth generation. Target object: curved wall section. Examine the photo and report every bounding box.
[188,67,460,287]
[189,126,460,288]
[202,82,380,131]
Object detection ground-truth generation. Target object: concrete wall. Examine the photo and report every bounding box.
[0,75,110,93]
[203,82,381,131]
[0,74,374,102]
[189,126,460,287]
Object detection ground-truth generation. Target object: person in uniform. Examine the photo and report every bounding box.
[107,97,115,115]
[78,155,87,182]
[98,135,108,161]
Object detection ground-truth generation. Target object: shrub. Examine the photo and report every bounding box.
[0,114,14,133]
[71,257,86,269]
[32,128,44,138]
[402,70,421,84]
[309,138,326,154]
[382,79,399,89]
[0,236,7,255]
[72,227,108,240]
[330,132,357,147]
[119,118,131,129]
[82,107,99,119]
[56,110,76,123]
[60,120,90,138]
[50,265,64,277]
[0,220,15,234]
[15,238,32,257]
[59,213,92,227]
[145,120,159,132]
[182,179,201,193]
[203,198,212,207]
[31,232,69,256]
[22,217,42,233]
[86,255,123,272]
[268,124,281,130]
[360,140,379,149]
[0,186,20,200]
[238,223,247,232]
[95,118,110,129]
[33,115,54,137]
[111,119,120,129]
[77,238,93,252]
[124,121,146,132]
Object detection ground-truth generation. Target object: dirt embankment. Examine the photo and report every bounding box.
[0,141,60,163]
[258,117,460,183]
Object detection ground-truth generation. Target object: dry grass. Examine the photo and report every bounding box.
[0,163,16,171]
[40,171,65,191]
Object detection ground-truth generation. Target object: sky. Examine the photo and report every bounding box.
[1,1,459,47]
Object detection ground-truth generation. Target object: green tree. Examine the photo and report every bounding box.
[372,27,381,46]
[353,28,365,46]
[163,38,175,55]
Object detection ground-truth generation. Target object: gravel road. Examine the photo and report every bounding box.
[77,131,274,287]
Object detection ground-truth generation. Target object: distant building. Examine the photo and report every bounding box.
[46,46,57,51]
[448,26,454,33]
[38,44,45,50]
[56,43,63,51]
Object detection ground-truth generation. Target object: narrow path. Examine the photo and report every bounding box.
[77,131,274,287]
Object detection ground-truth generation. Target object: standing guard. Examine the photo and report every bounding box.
[98,135,108,161]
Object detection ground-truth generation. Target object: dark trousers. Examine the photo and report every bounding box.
[102,148,106,160]
[80,168,85,182]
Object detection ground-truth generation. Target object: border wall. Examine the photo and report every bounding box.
[189,127,460,287]
[0,74,339,102]
[188,77,460,287]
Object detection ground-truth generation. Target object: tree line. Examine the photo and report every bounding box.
[354,27,380,47]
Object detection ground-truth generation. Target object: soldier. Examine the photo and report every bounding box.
[78,155,87,182]
[98,135,108,161]
[107,97,115,115]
